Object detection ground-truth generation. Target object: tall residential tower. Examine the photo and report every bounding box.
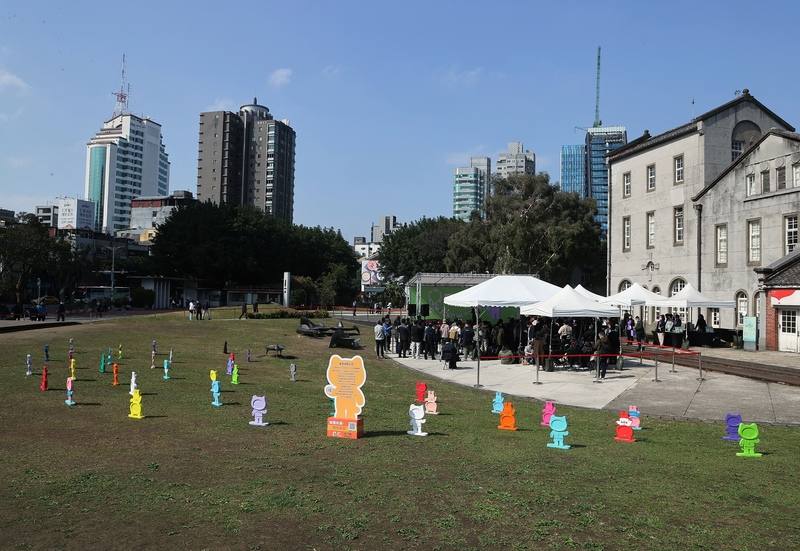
[84,114,170,233]
[453,157,491,221]
[495,142,535,178]
[196,98,296,223]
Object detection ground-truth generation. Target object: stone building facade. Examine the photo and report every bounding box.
[607,91,795,342]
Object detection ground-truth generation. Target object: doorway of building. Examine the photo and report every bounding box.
[778,309,799,352]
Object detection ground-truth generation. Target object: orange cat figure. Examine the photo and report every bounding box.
[498,401,518,431]
[324,355,367,439]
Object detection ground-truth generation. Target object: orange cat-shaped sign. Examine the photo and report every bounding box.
[324,355,366,420]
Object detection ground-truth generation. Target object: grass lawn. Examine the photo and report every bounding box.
[1,312,798,550]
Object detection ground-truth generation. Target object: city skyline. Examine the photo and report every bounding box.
[2,1,800,240]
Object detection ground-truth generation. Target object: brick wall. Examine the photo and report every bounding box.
[765,290,778,351]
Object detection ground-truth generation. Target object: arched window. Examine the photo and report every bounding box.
[736,291,748,326]
[670,278,686,317]
[731,120,762,161]
[618,280,632,292]
[651,285,662,322]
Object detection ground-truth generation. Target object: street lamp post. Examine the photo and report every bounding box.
[37,277,41,302]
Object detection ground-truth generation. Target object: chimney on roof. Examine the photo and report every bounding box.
[643,129,651,139]
[742,88,750,96]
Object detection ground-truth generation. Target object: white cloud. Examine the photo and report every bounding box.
[269,68,293,88]
[322,65,342,78]
[205,98,236,112]
[440,66,483,87]
[0,68,29,92]
[4,155,33,169]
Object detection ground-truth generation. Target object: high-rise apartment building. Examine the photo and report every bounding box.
[84,114,170,233]
[453,157,491,221]
[586,126,627,232]
[196,98,296,223]
[370,215,401,243]
[495,142,535,178]
[560,145,587,196]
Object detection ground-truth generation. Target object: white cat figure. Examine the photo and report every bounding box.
[407,403,428,436]
[129,371,138,396]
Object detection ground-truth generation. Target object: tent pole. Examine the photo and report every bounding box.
[474,306,482,388]
[593,317,602,383]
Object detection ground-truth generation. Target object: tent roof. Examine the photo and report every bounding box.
[658,282,736,308]
[521,285,620,317]
[574,284,607,302]
[443,275,560,307]
[602,282,667,307]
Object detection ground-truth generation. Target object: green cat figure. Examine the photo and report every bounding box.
[736,423,762,458]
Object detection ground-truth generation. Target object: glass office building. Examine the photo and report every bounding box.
[586,126,627,233]
[560,145,586,196]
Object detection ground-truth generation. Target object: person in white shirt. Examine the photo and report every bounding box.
[374,321,386,359]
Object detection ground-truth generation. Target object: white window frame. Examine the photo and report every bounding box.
[777,166,787,190]
[646,212,655,248]
[793,163,800,188]
[674,155,684,183]
[623,217,631,251]
[746,173,757,197]
[709,308,720,328]
[747,219,761,264]
[647,164,656,191]
[674,207,684,244]
[736,292,748,326]
[732,140,744,161]
[716,225,728,265]
[623,172,631,197]
[670,279,686,317]
[786,215,798,255]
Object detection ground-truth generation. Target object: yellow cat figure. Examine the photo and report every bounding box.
[128,389,144,419]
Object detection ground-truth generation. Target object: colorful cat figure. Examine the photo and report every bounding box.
[231,364,240,385]
[247,349,252,363]
[547,415,570,450]
[150,350,156,369]
[40,365,48,392]
[99,353,106,374]
[629,405,641,431]
[210,370,222,407]
[324,355,367,420]
[68,338,75,354]
[112,363,120,386]
[26,354,33,376]
[540,401,556,427]
[68,349,74,362]
[169,348,174,363]
[407,404,428,436]
[163,359,171,381]
[424,390,439,415]
[106,349,113,367]
[736,423,762,458]
[722,413,742,441]
[129,371,138,396]
[44,344,50,362]
[118,344,123,361]
[151,339,157,354]
[498,402,518,431]
[249,395,269,426]
[64,376,76,406]
[491,391,505,414]
[614,411,636,443]
[128,389,144,419]
[226,356,234,376]
[415,381,427,403]
[289,363,297,382]
[69,359,76,381]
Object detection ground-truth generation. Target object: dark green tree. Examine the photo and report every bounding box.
[0,217,54,305]
[377,216,464,279]
[444,211,496,273]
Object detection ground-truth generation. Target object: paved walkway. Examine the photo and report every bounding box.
[698,347,800,371]
[386,352,800,425]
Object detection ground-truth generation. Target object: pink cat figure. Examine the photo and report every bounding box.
[540,401,556,427]
[424,390,438,415]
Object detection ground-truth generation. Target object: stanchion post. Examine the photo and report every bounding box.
[696,353,704,381]
[593,354,602,383]
[534,357,541,385]
[670,344,677,373]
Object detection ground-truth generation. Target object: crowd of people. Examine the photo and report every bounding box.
[371,314,653,379]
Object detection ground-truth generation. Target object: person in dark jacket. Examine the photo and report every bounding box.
[607,323,620,367]
[410,321,424,359]
[397,321,411,358]
[595,330,610,379]
[461,322,476,360]
[423,323,436,360]
[57,301,66,322]
[441,340,459,369]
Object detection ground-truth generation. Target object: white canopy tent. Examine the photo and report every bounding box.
[521,285,620,318]
[443,275,561,308]
[602,282,668,307]
[574,284,608,303]
[657,282,735,309]
[443,275,561,387]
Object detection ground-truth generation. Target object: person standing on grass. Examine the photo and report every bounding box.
[188,300,194,320]
[352,300,357,316]
[410,320,424,359]
[398,319,410,358]
[57,301,66,322]
[595,329,610,379]
[239,302,248,320]
[374,320,386,359]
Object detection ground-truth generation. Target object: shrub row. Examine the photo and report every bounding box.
[246,310,330,320]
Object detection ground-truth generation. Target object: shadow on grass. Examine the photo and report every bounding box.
[220,389,236,393]
[75,379,96,382]
[363,430,412,438]
[146,415,168,419]
[140,392,158,396]
[224,402,242,406]
[166,377,187,380]
[77,402,102,406]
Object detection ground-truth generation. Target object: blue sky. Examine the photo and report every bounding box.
[1,1,799,240]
